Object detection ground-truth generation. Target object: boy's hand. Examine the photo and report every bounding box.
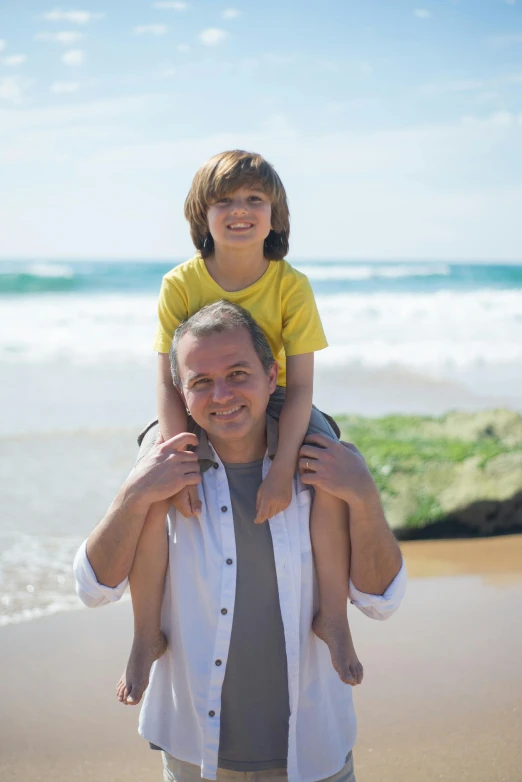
[171,485,202,518]
[254,469,293,525]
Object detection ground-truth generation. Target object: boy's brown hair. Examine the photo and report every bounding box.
[184,150,290,260]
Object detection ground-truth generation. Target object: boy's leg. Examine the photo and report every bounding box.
[116,508,169,705]
[310,487,363,686]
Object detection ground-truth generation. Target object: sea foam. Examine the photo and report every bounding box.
[1,288,521,376]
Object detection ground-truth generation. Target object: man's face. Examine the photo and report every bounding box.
[176,326,278,446]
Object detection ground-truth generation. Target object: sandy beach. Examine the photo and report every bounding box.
[1,536,521,782]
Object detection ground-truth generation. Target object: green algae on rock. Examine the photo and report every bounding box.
[337,409,522,537]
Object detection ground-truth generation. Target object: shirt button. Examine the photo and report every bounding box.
[226,558,233,565]
[221,506,228,512]
[209,710,215,717]
[215,659,222,666]
[213,463,219,469]
[221,608,228,615]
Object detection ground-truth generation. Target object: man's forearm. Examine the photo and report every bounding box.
[85,481,151,588]
[298,433,403,596]
[82,430,200,589]
[347,485,403,596]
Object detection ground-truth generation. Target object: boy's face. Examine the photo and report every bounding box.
[206,184,272,253]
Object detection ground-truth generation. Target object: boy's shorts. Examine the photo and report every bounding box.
[267,386,340,442]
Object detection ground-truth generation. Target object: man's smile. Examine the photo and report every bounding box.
[210,404,245,418]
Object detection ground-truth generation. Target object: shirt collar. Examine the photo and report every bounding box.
[195,414,278,473]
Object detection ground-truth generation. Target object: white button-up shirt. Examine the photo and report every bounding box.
[74,422,407,782]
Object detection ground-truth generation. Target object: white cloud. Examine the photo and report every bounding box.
[177,43,191,53]
[159,62,176,78]
[317,59,339,72]
[42,9,104,24]
[263,53,295,65]
[199,28,228,46]
[0,40,5,53]
[152,2,188,9]
[488,33,522,47]
[222,8,241,19]
[134,24,168,35]
[419,72,522,95]
[51,81,80,93]
[35,31,84,44]
[61,49,85,66]
[0,77,26,103]
[240,57,260,69]
[420,78,486,95]
[414,8,432,18]
[3,55,27,67]
[355,60,373,75]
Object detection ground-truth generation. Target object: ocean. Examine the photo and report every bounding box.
[2,259,522,372]
[1,258,522,626]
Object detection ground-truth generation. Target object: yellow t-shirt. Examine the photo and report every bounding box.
[153,255,328,387]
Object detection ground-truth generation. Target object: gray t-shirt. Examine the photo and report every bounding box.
[218,459,290,772]
[143,420,290,770]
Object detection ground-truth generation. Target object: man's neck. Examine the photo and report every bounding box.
[209,419,267,464]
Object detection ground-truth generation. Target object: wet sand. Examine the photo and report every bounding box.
[354,536,522,782]
[1,536,521,782]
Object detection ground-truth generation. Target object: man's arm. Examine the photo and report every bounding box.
[299,434,403,596]
[84,432,201,589]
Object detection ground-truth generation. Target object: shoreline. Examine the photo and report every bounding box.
[1,534,520,629]
[2,360,522,437]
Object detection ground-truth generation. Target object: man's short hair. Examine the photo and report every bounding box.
[170,300,276,388]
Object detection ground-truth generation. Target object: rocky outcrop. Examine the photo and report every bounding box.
[337,409,522,538]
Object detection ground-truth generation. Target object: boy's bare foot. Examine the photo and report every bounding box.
[312,611,364,686]
[116,631,167,705]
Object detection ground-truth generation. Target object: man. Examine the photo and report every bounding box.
[74,300,406,782]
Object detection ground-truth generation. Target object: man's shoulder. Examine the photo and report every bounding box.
[136,420,160,463]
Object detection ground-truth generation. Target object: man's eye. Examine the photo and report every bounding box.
[194,378,210,387]
[230,371,246,379]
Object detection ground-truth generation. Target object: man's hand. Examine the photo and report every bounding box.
[130,432,202,509]
[298,433,375,504]
[254,468,293,524]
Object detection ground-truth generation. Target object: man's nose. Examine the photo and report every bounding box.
[212,378,234,403]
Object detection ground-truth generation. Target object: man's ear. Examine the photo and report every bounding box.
[268,361,278,394]
[177,384,189,413]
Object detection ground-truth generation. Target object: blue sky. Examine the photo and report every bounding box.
[1,0,522,260]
